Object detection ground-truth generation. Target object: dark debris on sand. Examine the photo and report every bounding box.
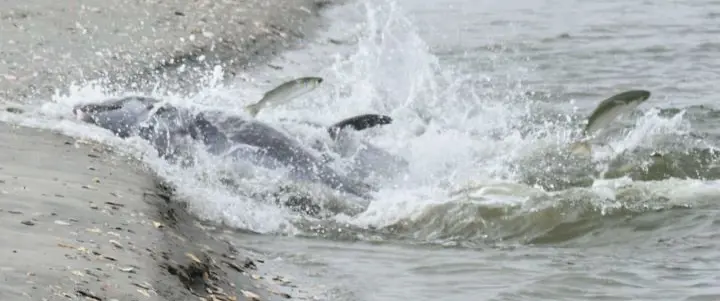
[148,179,302,301]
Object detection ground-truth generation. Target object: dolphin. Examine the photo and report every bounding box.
[73,96,198,164]
[276,113,409,180]
[73,96,159,138]
[193,111,376,198]
[326,114,393,140]
[72,96,384,199]
[323,114,409,180]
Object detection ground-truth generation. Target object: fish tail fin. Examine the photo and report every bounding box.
[569,140,592,156]
[245,103,262,117]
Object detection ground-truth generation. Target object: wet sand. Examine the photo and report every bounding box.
[0,0,324,101]
[0,0,327,300]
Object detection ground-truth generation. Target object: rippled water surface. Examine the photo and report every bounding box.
[228,1,720,300]
[3,0,720,300]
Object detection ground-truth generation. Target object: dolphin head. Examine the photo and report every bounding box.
[73,96,160,138]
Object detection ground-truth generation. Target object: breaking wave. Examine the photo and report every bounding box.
[1,0,719,249]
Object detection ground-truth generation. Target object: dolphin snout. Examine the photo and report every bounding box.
[73,105,91,122]
[72,104,102,125]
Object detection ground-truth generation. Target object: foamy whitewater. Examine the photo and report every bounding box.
[0,0,716,247]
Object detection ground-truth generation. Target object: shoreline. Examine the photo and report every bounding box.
[0,0,332,300]
[0,0,327,102]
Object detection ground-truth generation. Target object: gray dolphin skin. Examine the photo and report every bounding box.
[196,112,375,198]
[73,96,159,138]
[73,97,199,163]
[324,114,408,179]
[72,97,376,199]
[283,113,409,180]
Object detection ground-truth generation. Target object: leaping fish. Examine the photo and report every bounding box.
[244,76,324,117]
[569,90,652,155]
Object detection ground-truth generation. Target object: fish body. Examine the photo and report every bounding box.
[245,77,324,117]
[570,90,651,156]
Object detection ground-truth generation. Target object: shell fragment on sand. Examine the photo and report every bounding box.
[240,289,261,301]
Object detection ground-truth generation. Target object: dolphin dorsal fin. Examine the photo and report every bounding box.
[327,114,393,140]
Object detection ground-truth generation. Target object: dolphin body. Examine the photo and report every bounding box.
[322,114,409,180]
[278,114,410,181]
[73,96,198,163]
[72,96,382,199]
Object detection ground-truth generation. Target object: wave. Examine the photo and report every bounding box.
[1,0,719,251]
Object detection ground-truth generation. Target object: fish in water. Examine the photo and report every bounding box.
[244,76,324,117]
[72,97,378,199]
[569,90,652,155]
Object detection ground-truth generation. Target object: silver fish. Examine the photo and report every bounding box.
[245,76,324,117]
[570,90,651,155]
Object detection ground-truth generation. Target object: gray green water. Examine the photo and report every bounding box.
[220,0,720,300]
[6,0,720,300]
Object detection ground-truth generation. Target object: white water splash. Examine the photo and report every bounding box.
[0,0,707,238]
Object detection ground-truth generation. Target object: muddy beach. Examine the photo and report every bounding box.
[0,0,327,300]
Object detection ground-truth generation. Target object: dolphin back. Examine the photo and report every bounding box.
[224,118,374,198]
[74,96,160,138]
[328,114,393,140]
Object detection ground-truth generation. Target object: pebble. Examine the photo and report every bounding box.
[243,258,258,270]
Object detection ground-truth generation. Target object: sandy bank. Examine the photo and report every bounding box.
[0,0,325,101]
[0,0,329,300]
[0,123,288,300]
[0,123,170,300]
